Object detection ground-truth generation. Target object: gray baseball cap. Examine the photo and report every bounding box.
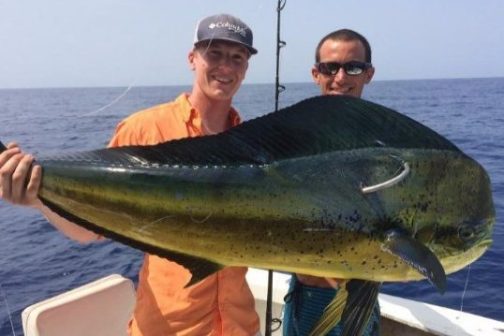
[194,14,258,55]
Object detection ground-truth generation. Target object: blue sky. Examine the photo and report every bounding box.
[1,0,503,88]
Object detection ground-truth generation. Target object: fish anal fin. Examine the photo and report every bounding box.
[182,258,224,287]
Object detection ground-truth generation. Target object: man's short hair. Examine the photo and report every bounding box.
[315,29,372,63]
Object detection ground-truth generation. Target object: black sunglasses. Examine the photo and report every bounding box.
[316,61,372,76]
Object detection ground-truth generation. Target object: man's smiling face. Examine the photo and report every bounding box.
[312,39,374,98]
[190,41,250,102]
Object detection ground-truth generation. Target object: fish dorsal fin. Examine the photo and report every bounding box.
[42,95,459,167]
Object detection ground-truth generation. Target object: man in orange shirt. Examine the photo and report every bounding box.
[0,13,260,336]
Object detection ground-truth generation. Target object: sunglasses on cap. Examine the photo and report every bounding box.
[315,61,372,76]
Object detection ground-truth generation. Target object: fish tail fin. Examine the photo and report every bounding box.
[309,279,349,336]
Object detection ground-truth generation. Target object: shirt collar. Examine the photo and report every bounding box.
[178,93,241,127]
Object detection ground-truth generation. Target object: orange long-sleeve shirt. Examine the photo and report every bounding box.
[108,93,260,336]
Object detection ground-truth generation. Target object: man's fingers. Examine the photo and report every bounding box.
[6,142,19,150]
[26,164,42,200]
[0,150,41,207]
[1,153,24,200]
[0,146,21,167]
[11,155,35,203]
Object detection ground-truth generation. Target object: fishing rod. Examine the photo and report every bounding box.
[273,0,287,114]
[265,1,286,335]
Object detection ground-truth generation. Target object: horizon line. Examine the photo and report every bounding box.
[1,76,503,91]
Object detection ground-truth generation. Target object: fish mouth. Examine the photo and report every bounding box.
[440,238,492,274]
[477,238,493,247]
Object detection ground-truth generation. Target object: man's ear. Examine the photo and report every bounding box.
[188,50,196,71]
[365,67,375,84]
[311,66,321,85]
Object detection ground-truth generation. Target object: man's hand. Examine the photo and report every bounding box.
[0,142,43,208]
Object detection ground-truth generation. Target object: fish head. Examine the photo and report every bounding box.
[382,149,496,275]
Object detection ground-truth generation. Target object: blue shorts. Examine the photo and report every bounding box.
[282,276,380,336]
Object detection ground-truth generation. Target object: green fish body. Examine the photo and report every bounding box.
[0,95,494,335]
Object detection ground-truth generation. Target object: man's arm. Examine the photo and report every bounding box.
[0,142,101,243]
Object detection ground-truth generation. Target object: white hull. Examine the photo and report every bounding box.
[21,270,504,336]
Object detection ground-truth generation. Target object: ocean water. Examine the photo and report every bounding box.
[1,78,503,334]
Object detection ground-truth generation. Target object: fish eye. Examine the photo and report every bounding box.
[458,225,475,241]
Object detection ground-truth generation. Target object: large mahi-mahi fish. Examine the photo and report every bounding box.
[0,95,495,335]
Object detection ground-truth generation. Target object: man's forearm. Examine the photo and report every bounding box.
[37,201,102,243]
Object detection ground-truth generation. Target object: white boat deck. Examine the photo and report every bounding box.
[21,270,504,336]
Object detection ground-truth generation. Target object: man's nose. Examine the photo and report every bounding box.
[217,54,234,67]
[333,67,348,81]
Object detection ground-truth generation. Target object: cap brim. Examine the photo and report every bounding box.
[195,38,257,55]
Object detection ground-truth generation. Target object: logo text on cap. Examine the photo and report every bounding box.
[208,21,247,37]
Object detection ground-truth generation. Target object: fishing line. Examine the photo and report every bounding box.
[135,214,177,235]
[459,264,471,312]
[0,283,16,336]
[81,81,136,117]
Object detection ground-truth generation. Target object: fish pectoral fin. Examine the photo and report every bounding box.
[310,280,380,336]
[382,229,446,293]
